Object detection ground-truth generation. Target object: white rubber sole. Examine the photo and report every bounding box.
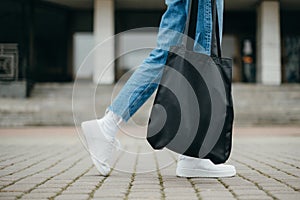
[176,167,236,178]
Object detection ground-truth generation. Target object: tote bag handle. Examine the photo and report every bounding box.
[186,0,222,58]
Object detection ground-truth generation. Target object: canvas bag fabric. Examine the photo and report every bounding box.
[147,0,234,164]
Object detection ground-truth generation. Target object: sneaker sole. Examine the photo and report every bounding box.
[176,167,236,178]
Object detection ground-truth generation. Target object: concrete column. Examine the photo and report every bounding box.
[93,0,115,84]
[256,1,281,85]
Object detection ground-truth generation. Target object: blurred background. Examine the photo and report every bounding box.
[0,0,299,127]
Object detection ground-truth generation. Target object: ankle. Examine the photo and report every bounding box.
[97,111,123,139]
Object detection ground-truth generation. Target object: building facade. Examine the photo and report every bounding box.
[0,0,299,85]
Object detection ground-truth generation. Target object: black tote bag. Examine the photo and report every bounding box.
[147,0,234,164]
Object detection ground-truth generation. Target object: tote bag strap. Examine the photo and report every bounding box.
[211,0,222,57]
[186,0,198,51]
[186,0,222,57]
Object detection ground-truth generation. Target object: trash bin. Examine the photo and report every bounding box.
[0,43,18,81]
[0,44,28,98]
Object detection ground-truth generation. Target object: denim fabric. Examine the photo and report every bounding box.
[109,0,224,121]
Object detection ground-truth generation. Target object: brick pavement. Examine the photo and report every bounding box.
[0,127,299,200]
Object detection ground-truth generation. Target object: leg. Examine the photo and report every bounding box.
[109,0,190,121]
[81,0,189,176]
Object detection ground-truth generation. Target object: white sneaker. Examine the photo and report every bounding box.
[176,155,236,178]
[81,119,120,176]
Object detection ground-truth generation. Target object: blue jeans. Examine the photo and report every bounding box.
[109,0,224,121]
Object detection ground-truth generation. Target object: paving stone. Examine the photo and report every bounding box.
[31,187,61,193]
[1,127,300,200]
[236,196,273,200]
[37,183,67,188]
[0,197,16,200]
[93,193,125,198]
[61,189,91,194]
[201,197,236,200]
[272,193,300,200]
[200,190,234,198]
[92,198,122,200]
[0,191,23,197]
[233,189,266,196]
[55,194,90,200]
[21,192,57,199]
[3,183,36,192]
[130,184,160,189]
[265,187,295,193]
[129,191,161,198]
[164,188,195,193]
[228,185,258,190]
[165,195,198,200]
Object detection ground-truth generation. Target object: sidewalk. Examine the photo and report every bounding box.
[0,127,299,200]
